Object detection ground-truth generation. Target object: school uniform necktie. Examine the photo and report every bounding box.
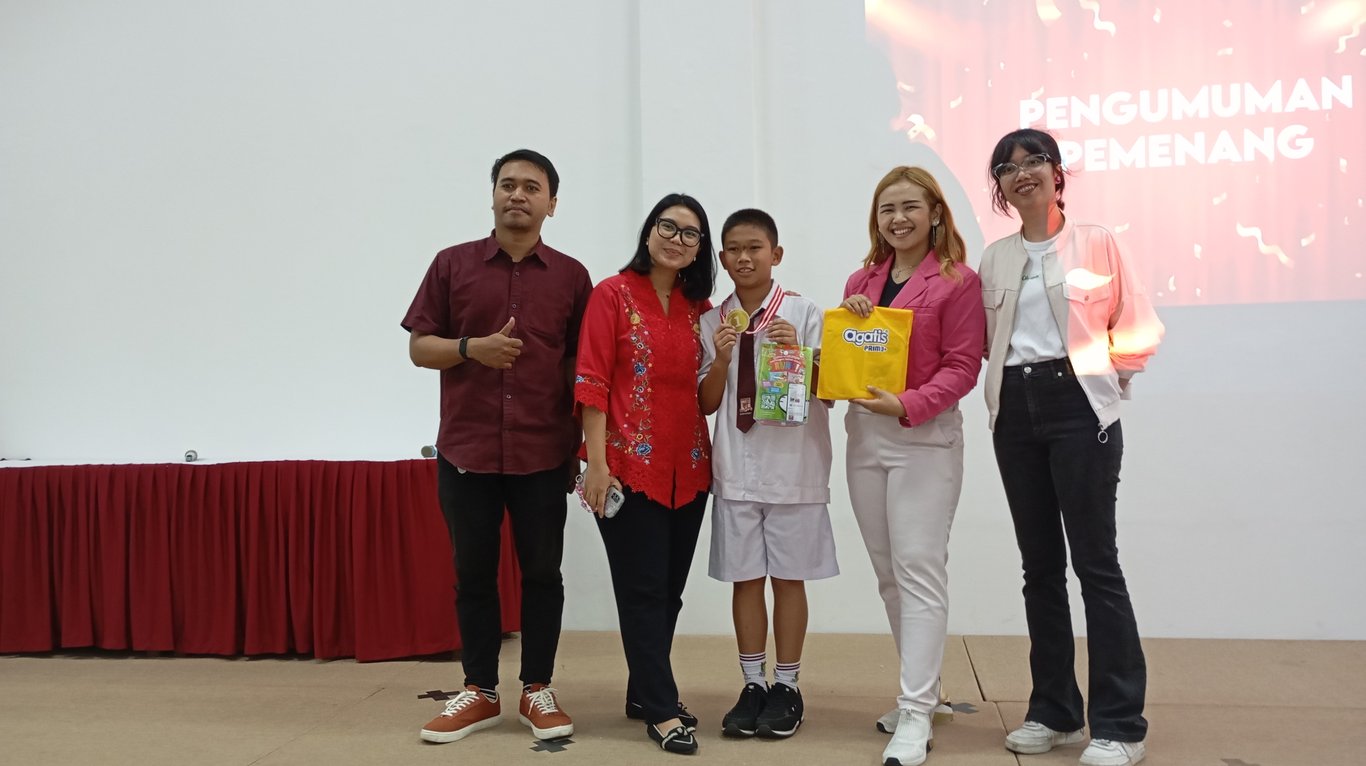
[736,308,763,433]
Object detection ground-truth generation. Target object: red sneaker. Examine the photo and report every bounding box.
[419,685,501,743]
[519,684,574,739]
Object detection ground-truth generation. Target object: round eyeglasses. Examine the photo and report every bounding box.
[656,218,703,247]
[992,153,1052,180]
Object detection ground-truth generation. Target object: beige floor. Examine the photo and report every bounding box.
[2,633,1364,765]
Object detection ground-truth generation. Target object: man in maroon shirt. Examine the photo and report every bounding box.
[403,149,593,745]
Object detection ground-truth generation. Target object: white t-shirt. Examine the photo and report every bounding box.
[1005,232,1068,365]
[699,283,832,504]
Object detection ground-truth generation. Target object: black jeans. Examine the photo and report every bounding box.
[992,360,1148,743]
[436,455,568,689]
[596,486,706,726]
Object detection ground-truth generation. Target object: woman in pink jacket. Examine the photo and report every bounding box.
[839,166,985,766]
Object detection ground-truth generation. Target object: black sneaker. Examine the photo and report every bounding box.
[626,700,699,732]
[721,682,768,737]
[755,682,803,738]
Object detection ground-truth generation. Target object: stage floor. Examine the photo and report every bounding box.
[3,632,1363,765]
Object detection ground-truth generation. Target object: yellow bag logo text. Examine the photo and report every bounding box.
[816,307,914,400]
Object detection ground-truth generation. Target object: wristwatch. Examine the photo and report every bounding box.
[458,336,470,360]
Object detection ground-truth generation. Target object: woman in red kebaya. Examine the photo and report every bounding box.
[575,193,716,755]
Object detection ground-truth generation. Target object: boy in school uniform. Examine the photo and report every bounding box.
[698,208,838,739]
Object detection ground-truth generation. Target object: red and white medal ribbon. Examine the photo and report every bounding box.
[723,283,785,336]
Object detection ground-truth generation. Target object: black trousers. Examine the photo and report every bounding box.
[436,454,568,689]
[992,361,1148,743]
[596,486,706,726]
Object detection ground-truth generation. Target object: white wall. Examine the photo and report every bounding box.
[3,1,1363,640]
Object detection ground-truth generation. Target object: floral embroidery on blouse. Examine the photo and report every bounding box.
[573,272,711,507]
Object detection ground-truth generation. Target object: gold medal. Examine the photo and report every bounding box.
[725,308,750,332]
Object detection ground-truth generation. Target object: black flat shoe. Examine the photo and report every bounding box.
[676,702,699,732]
[626,701,699,732]
[648,722,698,754]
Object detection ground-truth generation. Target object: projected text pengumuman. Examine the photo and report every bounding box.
[1018,76,1354,171]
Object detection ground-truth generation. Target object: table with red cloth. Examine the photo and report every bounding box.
[0,460,522,661]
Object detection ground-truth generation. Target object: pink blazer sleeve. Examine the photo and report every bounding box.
[896,269,986,427]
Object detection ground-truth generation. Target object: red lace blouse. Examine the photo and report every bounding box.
[574,271,712,508]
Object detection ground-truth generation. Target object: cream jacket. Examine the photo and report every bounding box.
[981,219,1164,430]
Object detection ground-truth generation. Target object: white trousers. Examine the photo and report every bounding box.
[845,405,964,713]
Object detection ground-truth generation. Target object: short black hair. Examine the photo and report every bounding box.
[987,128,1067,216]
[720,208,779,247]
[491,149,559,197]
[622,193,716,302]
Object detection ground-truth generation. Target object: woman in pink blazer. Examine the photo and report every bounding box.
[839,166,985,766]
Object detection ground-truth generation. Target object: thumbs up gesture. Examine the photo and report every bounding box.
[468,317,524,369]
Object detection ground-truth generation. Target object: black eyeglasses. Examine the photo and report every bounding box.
[992,153,1052,180]
[656,218,703,247]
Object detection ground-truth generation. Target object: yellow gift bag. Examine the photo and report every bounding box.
[816,307,914,400]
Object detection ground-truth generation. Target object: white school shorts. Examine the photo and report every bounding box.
[708,497,840,582]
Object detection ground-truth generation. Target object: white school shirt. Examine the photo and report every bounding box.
[699,283,832,504]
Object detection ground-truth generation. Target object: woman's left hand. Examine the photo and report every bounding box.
[851,386,907,418]
[764,318,798,346]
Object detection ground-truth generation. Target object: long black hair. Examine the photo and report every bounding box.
[622,193,716,302]
[987,128,1068,216]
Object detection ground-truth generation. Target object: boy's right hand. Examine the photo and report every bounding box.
[713,323,738,364]
[840,294,873,318]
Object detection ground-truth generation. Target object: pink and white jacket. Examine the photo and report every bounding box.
[980,218,1165,430]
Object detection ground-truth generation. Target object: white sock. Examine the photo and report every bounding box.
[739,651,767,686]
[774,660,800,690]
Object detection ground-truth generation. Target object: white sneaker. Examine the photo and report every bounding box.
[1004,720,1085,754]
[1079,738,1146,766]
[881,709,932,766]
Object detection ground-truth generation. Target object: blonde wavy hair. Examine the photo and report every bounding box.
[863,166,966,283]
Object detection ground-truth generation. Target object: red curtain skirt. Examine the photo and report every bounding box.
[0,460,521,661]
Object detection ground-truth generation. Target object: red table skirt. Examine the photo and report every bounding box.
[0,460,521,661]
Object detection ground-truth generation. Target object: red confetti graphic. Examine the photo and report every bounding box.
[867,0,1365,305]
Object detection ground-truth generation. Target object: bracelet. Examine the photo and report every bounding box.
[459,336,470,360]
